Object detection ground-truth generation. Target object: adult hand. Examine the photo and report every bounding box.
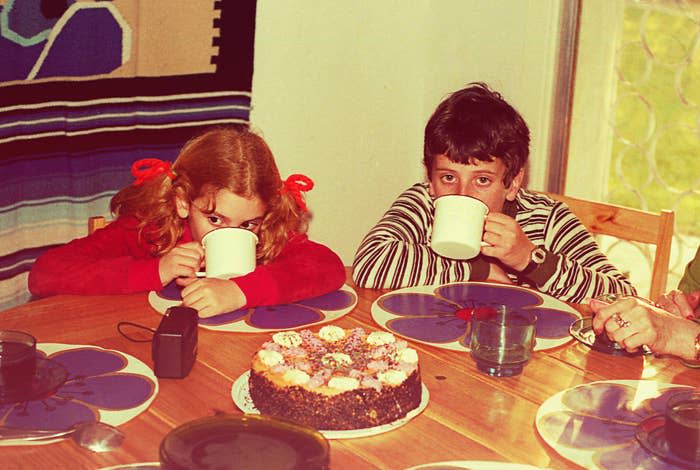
[178,277,247,318]
[158,241,204,285]
[656,289,700,319]
[590,297,698,360]
[481,212,535,271]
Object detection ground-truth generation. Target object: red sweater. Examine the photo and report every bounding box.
[28,217,346,307]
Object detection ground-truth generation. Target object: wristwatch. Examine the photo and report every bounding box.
[521,246,547,276]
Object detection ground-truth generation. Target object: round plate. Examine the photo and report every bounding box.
[536,380,693,469]
[99,464,160,470]
[371,282,581,352]
[407,462,551,470]
[569,317,648,357]
[159,414,329,469]
[148,283,358,333]
[635,414,699,469]
[0,357,67,405]
[0,343,158,447]
[231,370,430,439]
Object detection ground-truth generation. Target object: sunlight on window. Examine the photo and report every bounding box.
[606,0,700,291]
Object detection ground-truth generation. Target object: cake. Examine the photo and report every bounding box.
[248,326,422,430]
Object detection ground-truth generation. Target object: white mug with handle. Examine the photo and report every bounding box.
[430,195,489,260]
[196,227,258,279]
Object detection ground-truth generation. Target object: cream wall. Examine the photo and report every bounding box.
[251,0,562,264]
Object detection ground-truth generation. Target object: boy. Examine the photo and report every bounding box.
[352,82,635,302]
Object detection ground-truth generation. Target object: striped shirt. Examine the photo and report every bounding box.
[352,183,636,303]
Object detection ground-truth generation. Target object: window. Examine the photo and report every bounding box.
[568,0,700,294]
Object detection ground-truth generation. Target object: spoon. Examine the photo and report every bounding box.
[0,421,124,452]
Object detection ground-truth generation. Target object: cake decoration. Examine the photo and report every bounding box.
[249,326,423,430]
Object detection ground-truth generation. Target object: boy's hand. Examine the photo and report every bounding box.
[481,212,535,271]
[486,262,512,284]
[178,278,247,318]
[158,242,204,285]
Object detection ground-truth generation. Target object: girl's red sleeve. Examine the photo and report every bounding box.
[233,233,346,307]
[28,217,163,296]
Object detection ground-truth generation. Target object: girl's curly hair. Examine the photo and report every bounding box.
[110,126,308,264]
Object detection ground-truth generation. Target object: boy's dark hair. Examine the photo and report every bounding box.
[423,82,530,186]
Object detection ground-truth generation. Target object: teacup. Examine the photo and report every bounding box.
[469,305,537,377]
[665,389,700,463]
[0,330,37,401]
[196,227,258,279]
[430,195,489,260]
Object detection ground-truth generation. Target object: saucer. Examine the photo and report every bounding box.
[0,358,68,404]
[159,415,329,469]
[569,317,646,357]
[635,414,699,469]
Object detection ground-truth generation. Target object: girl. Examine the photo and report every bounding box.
[28,126,346,318]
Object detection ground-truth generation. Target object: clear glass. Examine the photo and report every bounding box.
[470,306,536,377]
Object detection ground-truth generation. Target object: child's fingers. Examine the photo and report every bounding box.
[181,283,207,308]
[172,244,204,262]
[175,277,197,287]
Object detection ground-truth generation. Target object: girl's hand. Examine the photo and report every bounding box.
[656,289,700,319]
[481,212,535,272]
[178,278,246,318]
[158,242,204,285]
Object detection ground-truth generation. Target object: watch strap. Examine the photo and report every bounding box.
[522,246,547,276]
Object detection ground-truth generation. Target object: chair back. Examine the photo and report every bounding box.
[543,192,674,301]
[88,216,108,234]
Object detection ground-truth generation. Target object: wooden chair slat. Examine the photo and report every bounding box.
[542,192,674,301]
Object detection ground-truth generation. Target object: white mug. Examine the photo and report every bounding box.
[430,195,489,260]
[196,227,258,279]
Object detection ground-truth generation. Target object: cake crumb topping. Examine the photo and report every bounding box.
[258,327,419,392]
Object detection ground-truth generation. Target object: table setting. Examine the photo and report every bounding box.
[148,283,358,332]
[1,272,698,469]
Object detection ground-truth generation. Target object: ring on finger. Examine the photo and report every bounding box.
[612,313,631,328]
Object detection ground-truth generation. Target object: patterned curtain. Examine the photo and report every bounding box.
[0,0,256,309]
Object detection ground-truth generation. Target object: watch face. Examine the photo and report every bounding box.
[532,247,546,264]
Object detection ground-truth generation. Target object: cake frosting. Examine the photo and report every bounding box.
[248,326,422,430]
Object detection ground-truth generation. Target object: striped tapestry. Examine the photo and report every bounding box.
[0,0,256,310]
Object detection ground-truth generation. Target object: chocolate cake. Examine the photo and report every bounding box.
[248,326,422,430]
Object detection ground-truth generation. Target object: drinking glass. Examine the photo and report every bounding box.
[0,330,37,401]
[470,306,536,377]
[665,389,700,463]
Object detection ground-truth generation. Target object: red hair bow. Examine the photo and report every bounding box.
[282,174,314,212]
[131,158,176,186]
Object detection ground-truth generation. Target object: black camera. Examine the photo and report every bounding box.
[152,306,198,378]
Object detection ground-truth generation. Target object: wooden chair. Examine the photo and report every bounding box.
[543,192,674,301]
[88,216,108,234]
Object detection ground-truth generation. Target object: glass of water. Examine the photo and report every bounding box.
[470,305,537,377]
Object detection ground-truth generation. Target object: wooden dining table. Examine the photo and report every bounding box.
[1,271,698,470]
